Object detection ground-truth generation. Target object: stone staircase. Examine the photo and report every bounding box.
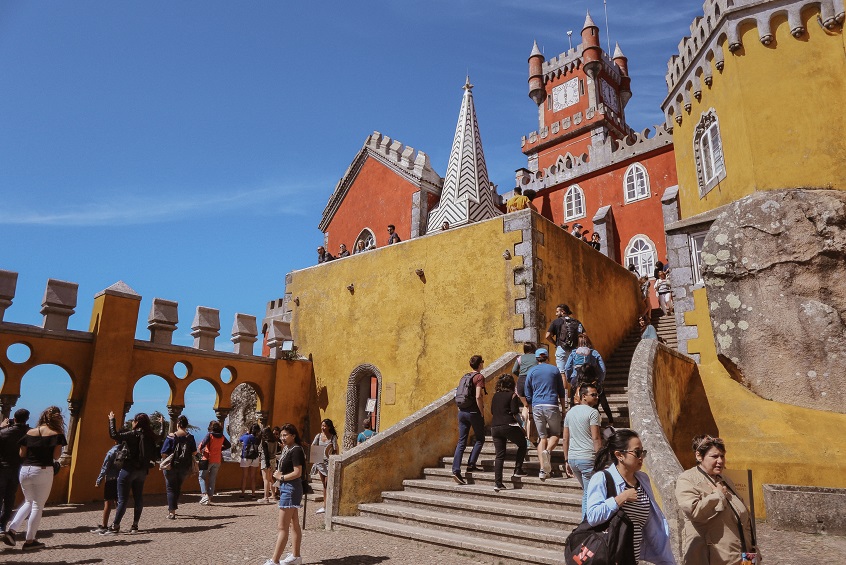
[651,308,678,349]
[331,328,650,564]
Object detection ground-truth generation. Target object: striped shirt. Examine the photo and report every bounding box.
[623,483,651,563]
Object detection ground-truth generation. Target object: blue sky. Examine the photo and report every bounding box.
[0,1,702,435]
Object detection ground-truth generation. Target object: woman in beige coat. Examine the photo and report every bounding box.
[675,436,759,564]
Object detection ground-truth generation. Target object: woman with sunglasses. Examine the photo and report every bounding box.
[675,435,759,565]
[585,429,676,565]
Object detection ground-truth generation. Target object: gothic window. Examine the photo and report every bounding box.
[694,109,726,197]
[624,163,650,203]
[354,228,376,252]
[564,185,586,221]
[625,235,657,279]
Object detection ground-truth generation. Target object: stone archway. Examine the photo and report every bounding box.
[343,364,382,450]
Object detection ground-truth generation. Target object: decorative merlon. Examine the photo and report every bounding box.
[191,306,220,351]
[231,313,258,355]
[661,0,844,125]
[0,269,18,322]
[148,298,179,345]
[266,320,292,359]
[41,279,79,331]
[95,280,141,301]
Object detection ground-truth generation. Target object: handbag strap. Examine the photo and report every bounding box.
[696,466,755,552]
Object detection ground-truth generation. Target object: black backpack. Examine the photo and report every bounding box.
[244,437,259,460]
[563,470,636,565]
[455,372,481,410]
[171,435,192,469]
[574,355,599,387]
[561,317,581,349]
[113,442,130,470]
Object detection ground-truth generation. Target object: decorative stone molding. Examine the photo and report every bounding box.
[661,0,845,124]
[0,394,20,419]
[41,279,79,331]
[0,269,18,322]
[503,209,537,344]
[191,306,220,351]
[231,313,258,355]
[148,298,179,345]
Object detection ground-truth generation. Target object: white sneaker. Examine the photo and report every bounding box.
[278,554,293,564]
[539,470,547,481]
[262,560,279,565]
[281,555,301,565]
[199,495,208,505]
[315,507,325,514]
[541,450,552,474]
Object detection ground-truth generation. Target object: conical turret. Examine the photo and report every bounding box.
[581,10,602,78]
[613,43,632,108]
[528,40,546,106]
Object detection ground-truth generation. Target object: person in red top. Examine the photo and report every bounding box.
[197,420,231,505]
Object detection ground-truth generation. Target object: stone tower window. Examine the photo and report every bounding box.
[624,162,650,203]
[564,185,586,221]
[694,109,726,197]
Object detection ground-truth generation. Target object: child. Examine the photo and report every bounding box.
[91,444,120,534]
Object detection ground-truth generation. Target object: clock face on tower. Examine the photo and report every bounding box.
[600,79,620,113]
[552,78,580,112]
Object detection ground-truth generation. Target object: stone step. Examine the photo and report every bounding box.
[379,489,582,529]
[423,467,584,494]
[402,478,582,511]
[333,515,567,565]
[357,502,569,551]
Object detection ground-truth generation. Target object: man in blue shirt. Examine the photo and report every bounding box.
[524,349,566,480]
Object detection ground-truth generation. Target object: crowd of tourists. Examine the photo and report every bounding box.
[451,303,760,564]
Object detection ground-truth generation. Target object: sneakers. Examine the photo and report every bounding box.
[167,512,176,520]
[21,540,45,551]
[315,507,325,514]
[465,464,481,472]
[538,470,547,481]
[199,494,209,505]
[541,450,552,474]
[100,525,119,536]
[262,560,280,565]
[128,524,139,534]
[2,529,16,547]
[511,468,528,478]
[90,525,108,534]
[452,471,466,485]
[493,482,506,492]
[284,558,302,565]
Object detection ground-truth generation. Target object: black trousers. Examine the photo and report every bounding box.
[0,466,19,531]
[491,425,527,484]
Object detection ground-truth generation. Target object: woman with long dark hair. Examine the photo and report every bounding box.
[160,415,197,519]
[490,374,528,492]
[103,411,158,535]
[2,406,66,550]
[259,426,280,503]
[197,420,231,505]
[311,418,337,514]
[264,423,305,565]
[240,423,262,498]
[584,429,676,564]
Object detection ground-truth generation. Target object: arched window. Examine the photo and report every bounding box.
[624,163,650,203]
[353,228,376,252]
[694,109,726,197]
[564,185,586,221]
[625,235,657,278]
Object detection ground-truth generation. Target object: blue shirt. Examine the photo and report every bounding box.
[641,325,658,341]
[524,362,566,406]
[563,347,607,384]
[585,464,677,565]
[239,433,259,459]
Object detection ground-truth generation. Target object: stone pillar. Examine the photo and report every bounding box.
[231,314,258,355]
[255,410,269,428]
[0,394,19,420]
[266,320,292,359]
[191,306,220,351]
[60,399,83,465]
[148,298,179,345]
[0,270,18,322]
[41,279,79,331]
[661,185,681,227]
[167,404,184,433]
[592,205,618,262]
[214,408,231,428]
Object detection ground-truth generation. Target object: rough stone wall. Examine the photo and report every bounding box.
[228,383,258,457]
[702,189,846,413]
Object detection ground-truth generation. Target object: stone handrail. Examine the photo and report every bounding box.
[628,338,700,563]
[324,351,518,529]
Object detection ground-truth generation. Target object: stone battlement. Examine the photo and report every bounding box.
[541,45,623,85]
[0,268,260,356]
[662,0,844,123]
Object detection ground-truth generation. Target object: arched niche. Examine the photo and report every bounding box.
[343,364,383,450]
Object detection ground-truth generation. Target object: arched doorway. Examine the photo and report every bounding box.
[343,364,382,450]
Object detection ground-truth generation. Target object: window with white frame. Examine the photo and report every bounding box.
[353,228,376,252]
[693,110,726,196]
[564,185,586,221]
[689,230,708,285]
[625,236,657,279]
[624,163,650,203]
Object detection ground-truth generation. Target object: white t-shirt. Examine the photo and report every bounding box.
[563,404,600,461]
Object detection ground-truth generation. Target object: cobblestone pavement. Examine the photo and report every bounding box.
[1,491,844,564]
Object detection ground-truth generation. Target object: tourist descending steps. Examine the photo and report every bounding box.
[562,383,602,517]
[524,348,567,480]
[489,375,528,492]
[452,355,487,485]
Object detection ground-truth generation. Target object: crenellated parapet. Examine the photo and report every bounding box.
[661,0,845,126]
[516,125,673,191]
[318,131,444,232]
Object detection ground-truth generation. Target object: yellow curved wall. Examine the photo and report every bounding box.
[673,8,846,219]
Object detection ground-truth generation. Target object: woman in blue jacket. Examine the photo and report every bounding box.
[585,429,676,565]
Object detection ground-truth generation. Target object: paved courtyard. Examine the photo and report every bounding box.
[1,490,844,564]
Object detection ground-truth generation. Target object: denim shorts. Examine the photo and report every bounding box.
[532,405,562,438]
[278,480,303,509]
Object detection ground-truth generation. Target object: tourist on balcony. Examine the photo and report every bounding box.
[451,355,486,485]
[311,419,338,514]
[265,423,305,565]
[160,415,197,519]
[639,316,658,341]
[197,420,230,505]
[571,224,583,238]
[2,406,65,550]
[317,246,335,263]
[490,374,527,492]
[675,435,759,565]
[387,224,401,245]
[104,410,157,536]
[506,186,531,212]
[581,230,591,243]
[655,271,674,316]
[337,243,350,258]
[586,429,676,565]
[0,408,30,537]
[441,221,450,231]
[240,423,262,499]
[525,348,567,481]
[259,426,280,503]
[563,383,602,518]
[353,240,368,254]
[590,233,601,251]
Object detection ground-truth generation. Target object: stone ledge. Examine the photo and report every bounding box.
[763,484,846,535]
